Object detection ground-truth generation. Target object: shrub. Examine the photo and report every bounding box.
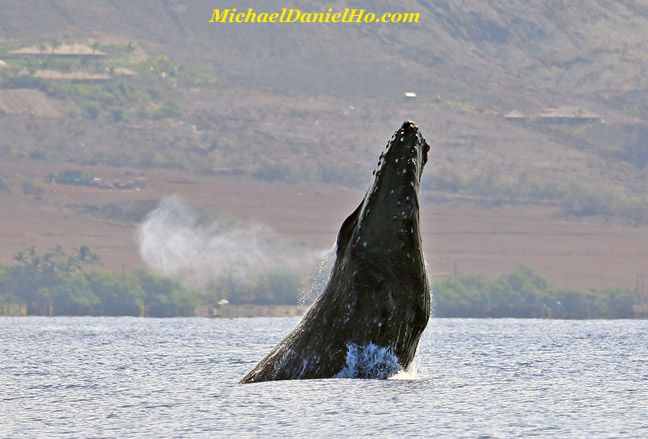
[83,103,100,119]
[110,107,124,123]
[433,267,644,319]
[20,179,44,199]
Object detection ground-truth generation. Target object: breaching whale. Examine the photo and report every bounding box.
[241,121,431,383]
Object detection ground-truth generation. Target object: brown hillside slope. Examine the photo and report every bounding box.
[1,161,647,290]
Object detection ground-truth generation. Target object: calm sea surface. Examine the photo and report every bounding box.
[1,317,646,438]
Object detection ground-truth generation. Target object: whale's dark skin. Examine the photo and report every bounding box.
[241,121,430,383]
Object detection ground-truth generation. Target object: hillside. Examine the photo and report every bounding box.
[0,1,647,289]
[1,2,647,198]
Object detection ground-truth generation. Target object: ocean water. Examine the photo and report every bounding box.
[1,317,646,438]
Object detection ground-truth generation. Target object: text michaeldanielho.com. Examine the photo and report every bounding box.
[209,8,421,24]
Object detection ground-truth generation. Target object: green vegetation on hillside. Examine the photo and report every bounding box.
[252,157,368,188]
[575,124,648,170]
[0,41,217,123]
[1,247,646,318]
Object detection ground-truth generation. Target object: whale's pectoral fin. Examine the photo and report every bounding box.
[336,202,362,258]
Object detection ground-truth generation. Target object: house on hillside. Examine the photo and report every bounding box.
[503,110,526,122]
[9,43,106,58]
[503,106,603,125]
[112,67,137,77]
[533,106,603,125]
[32,70,111,82]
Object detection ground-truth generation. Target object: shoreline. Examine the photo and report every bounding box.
[211,305,304,318]
[1,308,647,320]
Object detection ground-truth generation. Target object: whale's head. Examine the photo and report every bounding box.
[336,121,429,266]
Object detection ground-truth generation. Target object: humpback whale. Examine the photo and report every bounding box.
[241,121,430,383]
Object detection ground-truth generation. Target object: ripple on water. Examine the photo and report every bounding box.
[0,317,647,438]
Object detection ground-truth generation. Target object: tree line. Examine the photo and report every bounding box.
[1,247,646,318]
[433,266,648,319]
[0,246,302,316]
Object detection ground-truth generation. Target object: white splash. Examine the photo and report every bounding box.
[299,245,335,305]
[390,351,421,380]
[336,343,403,379]
[136,196,327,285]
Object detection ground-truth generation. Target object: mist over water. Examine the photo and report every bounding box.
[137,196,333,292]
